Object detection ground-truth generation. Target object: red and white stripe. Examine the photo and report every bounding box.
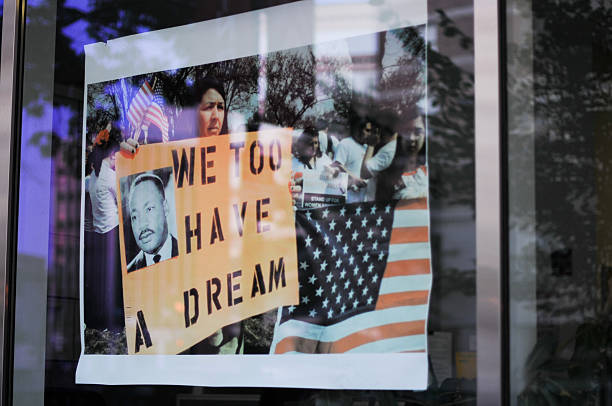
[370,195,431,354]
[144,101,169,143]
[127,81,153,130]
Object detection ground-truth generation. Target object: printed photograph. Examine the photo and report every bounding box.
[82,25,429,356]
[119,167,178,273]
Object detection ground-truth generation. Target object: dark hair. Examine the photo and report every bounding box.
[347,95,399,143]
[347,106,368,141]
[129,173,166,204]
[90,126,121,176]
[181,76,229,138]
[315,118,328,131]
[294,126,321,168]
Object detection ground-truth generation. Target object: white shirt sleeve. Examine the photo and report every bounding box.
[333,139,350,166]
[366,139,396,174]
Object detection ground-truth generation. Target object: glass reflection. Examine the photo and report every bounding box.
[13,0,477,404]
[508,0,612,404]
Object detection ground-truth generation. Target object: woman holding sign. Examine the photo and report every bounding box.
[173,76,230,140]
[195,77,229,137]
[123,76,244,354]
[191,77,244,354]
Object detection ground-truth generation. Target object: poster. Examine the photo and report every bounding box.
[78,0,431,389]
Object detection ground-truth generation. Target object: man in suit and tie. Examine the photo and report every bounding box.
[127,173,178,272]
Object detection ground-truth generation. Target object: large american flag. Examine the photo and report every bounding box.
[271,198,431,354]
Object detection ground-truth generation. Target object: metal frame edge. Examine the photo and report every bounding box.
[0,0,23,404]
[474,0,503,404]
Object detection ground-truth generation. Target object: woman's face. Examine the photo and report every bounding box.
[403,116,425,152]
[198,88,225,137]
[301,135,319,160]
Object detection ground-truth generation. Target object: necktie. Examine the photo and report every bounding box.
[153,254,161,263]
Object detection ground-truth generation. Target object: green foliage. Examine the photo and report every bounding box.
[84,328,127,355]
[243,309,277,354]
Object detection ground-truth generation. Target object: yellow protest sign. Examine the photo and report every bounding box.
[115,129,298,355]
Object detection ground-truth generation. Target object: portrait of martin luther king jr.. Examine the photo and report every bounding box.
[126,172,178,272]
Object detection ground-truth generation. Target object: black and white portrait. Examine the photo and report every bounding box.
[120,167,178,272]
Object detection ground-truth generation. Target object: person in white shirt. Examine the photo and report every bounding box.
[317,130,339,161]
[292,127,333,174]
[332,118,373,203]
[90,153,118,233]
[85,127,124,331]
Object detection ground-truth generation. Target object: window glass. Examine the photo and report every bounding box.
[507,0,612,404]
[1,0,3,46]
[12,0,476,403]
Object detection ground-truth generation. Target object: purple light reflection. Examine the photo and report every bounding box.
[17,104,54,259]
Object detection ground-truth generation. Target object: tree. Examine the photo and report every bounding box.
[195,56,260,113]
[261,48,318,128]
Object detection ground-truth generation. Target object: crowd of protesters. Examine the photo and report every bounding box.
[291,102,427,206]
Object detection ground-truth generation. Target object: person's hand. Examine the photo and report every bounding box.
[349,176,367,189]
[290,172,303,208]
[207,329,223,347]
[120,139,139,155]
[328,162,344,177]
[365,132,380,146]
[291,172,303,189]
[326,166,341,178]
